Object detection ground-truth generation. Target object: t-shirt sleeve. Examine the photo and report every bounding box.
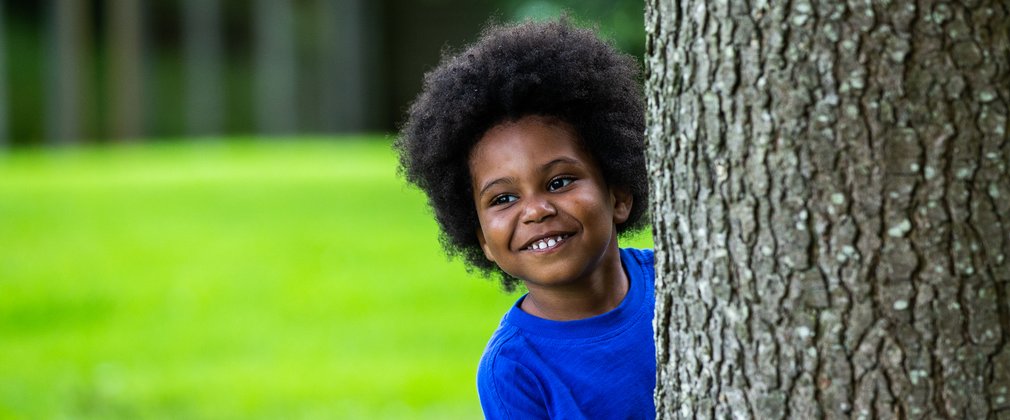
[477,352,550,420]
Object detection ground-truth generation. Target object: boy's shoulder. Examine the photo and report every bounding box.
[620,247,656,291]
[621,247,655,273]
[477,323,546,418]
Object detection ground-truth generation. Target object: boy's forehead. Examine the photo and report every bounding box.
[468,115,606,180]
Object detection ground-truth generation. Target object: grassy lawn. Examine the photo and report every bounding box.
[0,138,651,419]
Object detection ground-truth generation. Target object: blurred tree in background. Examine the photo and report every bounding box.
[0,0,644,147]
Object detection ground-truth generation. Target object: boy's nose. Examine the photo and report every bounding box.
[521,195,557,223]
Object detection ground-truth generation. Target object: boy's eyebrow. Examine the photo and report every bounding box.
[479,177,517,197]
[540,157,580,172]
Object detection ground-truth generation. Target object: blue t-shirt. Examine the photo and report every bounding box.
[477,248,656,419]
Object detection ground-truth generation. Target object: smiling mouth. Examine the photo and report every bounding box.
[524,234,573,252]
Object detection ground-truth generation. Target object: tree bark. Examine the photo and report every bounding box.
[646,0,1010,418]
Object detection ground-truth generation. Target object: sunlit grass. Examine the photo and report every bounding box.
[0,138,651,419]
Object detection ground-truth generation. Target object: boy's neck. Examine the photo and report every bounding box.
[519,252,629,321]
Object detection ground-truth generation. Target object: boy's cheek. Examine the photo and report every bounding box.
[482,246,497,262]
[475,228,497,263]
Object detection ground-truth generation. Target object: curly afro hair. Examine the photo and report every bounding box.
[395,18,648,291]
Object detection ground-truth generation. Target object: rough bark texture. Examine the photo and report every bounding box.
[645,0,1010,418]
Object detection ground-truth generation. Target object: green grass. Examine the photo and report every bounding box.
[0,138,651,419]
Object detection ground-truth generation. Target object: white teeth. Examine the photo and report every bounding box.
[528,235,568,251]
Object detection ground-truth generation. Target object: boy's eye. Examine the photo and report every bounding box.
[547,177,574,191]
[491,194,518,206]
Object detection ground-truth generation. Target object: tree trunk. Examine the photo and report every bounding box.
[645,0,1010,418]
[107,0,143,141]
[45,0,92,145]
[0,0,8,148]
[310,0,368,133]
[182,0,223,137]
[253,0,297,136]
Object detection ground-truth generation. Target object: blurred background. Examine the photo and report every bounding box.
[0,0,648,418]
[0,0,645,147]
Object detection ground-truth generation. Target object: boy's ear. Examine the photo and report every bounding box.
[476,228,497,263]
[611,187,632,225]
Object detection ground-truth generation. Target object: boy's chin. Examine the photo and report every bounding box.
[515,268,587,290]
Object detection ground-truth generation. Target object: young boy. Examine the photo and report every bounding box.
[396,19,655,419]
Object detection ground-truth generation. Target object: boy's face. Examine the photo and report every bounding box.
[469,115,631,289]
